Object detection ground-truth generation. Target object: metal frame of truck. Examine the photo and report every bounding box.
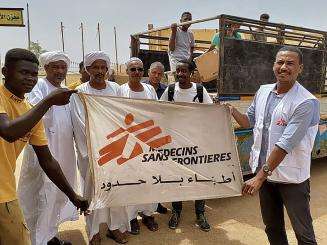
[130,14,327,174]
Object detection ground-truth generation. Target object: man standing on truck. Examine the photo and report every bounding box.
[207,22,242,52]
[252,13,270,42]
[228,46,319,245]
[168,12,195,73]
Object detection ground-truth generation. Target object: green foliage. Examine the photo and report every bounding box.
[29,41,47,59]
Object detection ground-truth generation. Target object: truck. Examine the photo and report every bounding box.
[130,14,327,174]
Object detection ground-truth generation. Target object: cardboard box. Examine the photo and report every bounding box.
[194,49,219,82]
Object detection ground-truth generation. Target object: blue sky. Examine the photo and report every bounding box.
[1,0,326,66]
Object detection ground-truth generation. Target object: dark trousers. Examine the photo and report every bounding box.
[172,200,205,215]
[259,180,316,245]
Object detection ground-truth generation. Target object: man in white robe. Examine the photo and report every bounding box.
[119,57,159,235]
[18,51,79,245]
[70,51,128,244]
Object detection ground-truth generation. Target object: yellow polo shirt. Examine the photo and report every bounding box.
[0,84,48,203]
[67,80,81,90]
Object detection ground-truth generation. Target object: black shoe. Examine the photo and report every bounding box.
[168,211,180,229]
[47,237,72,245]
[130,218,140,235]
[196,213,211,232]
[156,203,168,214]
[142,215,159,231]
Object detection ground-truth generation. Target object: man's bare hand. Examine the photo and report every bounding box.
[213,96,220,104]
[46,88,77,106]
[171,23,178,33]
[70,194,90,215]
[222,102,235,115]
[242,176,265,196]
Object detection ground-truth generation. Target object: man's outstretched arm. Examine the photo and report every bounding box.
[32,144,89,212]
[168,23,177,51]
[0,88,76,142]
[229,105,252,128]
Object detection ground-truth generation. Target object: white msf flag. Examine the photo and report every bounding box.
[80,94,243,209]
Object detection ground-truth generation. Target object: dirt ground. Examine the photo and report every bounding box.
[52,158,327,245]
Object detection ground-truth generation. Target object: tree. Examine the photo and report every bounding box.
[30,41,47,59]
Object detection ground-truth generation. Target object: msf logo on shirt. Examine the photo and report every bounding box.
[98,113,172,166]
[276,117,287,127]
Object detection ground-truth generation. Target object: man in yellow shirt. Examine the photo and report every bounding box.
[68,61,90,90]
[0,48,88,245]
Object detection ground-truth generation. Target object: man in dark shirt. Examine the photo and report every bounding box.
[143,61,167,99]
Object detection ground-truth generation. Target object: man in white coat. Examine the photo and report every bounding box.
[228,46,319,245]
[70,51,128,244]
[18,51,79,245]
[119,57,159,235]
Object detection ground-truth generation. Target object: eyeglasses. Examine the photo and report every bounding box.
[130,67,144,72]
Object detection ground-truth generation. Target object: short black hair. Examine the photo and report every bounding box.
[176,60,196,72]
[5,48,39,67]
[181,12,192,18]
[277,46,303,64]
[260,13,270,20]
[79,61,84,70]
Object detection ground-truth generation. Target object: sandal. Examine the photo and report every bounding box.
[107,229,128,244]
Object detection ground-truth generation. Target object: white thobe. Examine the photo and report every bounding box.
[119,82,158,229]
[17,78,78,245]
[70,81,129,240]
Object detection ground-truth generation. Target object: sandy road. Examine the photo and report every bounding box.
[53,158,327,245]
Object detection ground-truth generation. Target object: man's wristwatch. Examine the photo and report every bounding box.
[262,164,272,176]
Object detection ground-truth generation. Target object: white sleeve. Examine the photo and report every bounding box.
[159,87,169,101]
[202,87,213,104]
[27,83,44,105]
[69,94,88,158]
[28,82,54,128]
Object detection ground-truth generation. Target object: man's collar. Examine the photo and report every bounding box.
[147,79,160,89]
[1,84,24,103]
[179,26,188,32]
[271,81,298,97]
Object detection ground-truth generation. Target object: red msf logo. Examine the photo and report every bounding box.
[276,118,287,126]
[98,113,172,166]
